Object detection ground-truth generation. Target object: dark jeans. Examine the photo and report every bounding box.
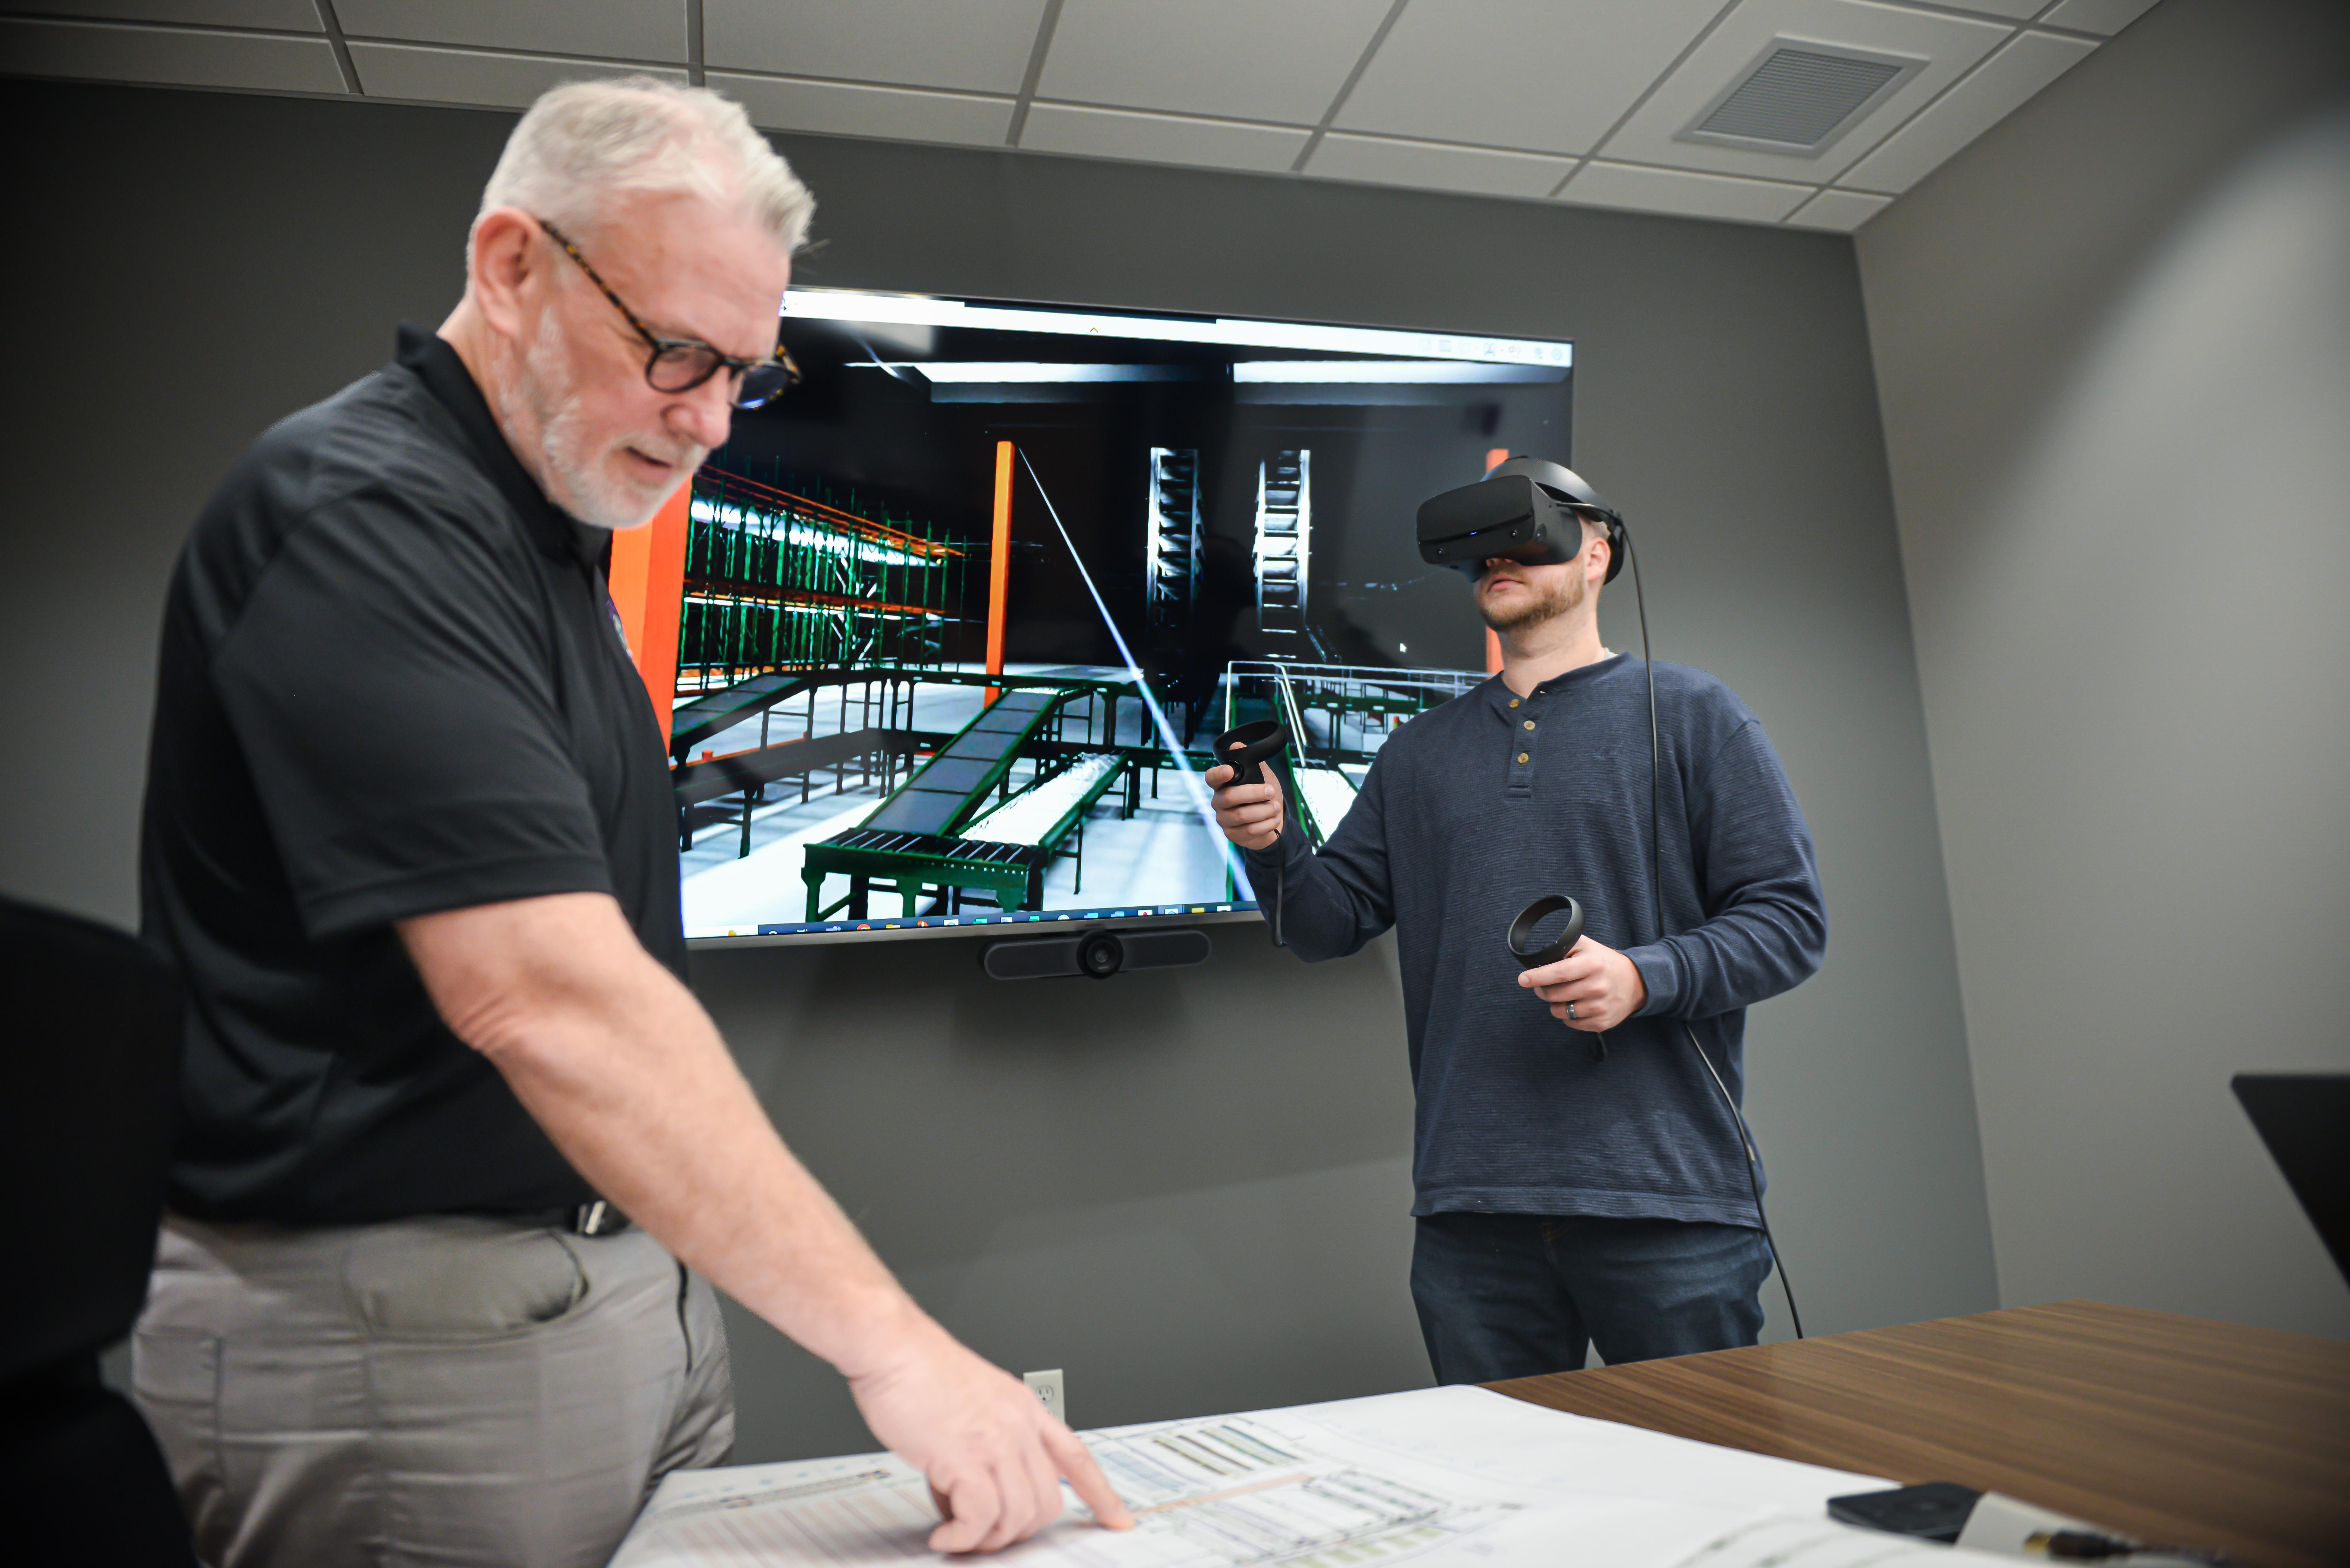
[1410,1211,1772,1383]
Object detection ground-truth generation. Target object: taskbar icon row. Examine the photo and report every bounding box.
[751,902,1255,937]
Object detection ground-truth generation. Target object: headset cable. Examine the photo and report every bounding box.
[1622,523,1805,1342]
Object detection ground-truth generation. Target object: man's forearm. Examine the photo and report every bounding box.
[1242,821,1389,961]
[1630,722,1826,1020]
[403,893,937,1380]
[402,892,1140,1549]
[1626,892,1826,1020]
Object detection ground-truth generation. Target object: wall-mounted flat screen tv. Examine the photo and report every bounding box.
[662,288,1573,945]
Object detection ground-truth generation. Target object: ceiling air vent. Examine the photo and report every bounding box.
[1679,39,1924,156]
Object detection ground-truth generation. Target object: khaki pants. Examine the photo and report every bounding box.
[133,1213,733,1568]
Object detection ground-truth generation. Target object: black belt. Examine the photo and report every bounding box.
[509,1200,632,1236]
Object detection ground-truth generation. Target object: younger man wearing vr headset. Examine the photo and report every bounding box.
[1207,459,1825,1381]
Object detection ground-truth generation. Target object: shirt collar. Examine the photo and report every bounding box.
[395,322,591,565]
[1480,652,1626,716]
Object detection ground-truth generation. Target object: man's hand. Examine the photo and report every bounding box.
[1517,935,1648,1032]
[1207,755,1285,850]
[849,1326,1134,1553]
[399,893,1133,1554]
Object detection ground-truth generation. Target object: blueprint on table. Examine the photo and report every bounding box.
[607,1384,1999,1568]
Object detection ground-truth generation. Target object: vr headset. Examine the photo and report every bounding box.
[1416,456,1626,584]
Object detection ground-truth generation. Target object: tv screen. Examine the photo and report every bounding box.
[669,288,1573,945]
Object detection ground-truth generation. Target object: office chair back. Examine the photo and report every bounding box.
[0,895,184,1379]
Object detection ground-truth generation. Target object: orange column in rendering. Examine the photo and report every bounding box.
[985,440,1013,705]
[609,480,692,743]
[1482,447,1509,675]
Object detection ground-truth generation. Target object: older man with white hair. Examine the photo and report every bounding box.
[133,78,1132,1567]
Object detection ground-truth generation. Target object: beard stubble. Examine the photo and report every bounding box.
[1477,566,1586,635]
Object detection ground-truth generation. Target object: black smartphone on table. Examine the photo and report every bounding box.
[1828,1482,1984,1543]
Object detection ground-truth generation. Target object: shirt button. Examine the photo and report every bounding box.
[1523,719,1535,730]
[1508,698,1520,708]
[1517,751,1530,764]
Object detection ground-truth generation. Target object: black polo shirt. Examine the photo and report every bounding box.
[140,325,686,1224]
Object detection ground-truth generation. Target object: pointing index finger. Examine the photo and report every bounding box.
[1047,1425,1135,1530]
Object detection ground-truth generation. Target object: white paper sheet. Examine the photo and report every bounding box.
[608,1386,1995,1568]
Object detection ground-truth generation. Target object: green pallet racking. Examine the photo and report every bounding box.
[678,469,969,691]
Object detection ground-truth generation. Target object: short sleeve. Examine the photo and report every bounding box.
[212,491,614,941]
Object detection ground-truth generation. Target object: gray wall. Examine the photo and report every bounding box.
[1,80,1993,1461]
[1855,0,2350,1336]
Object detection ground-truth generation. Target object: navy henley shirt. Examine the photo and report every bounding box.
[1243,654,1826,1226]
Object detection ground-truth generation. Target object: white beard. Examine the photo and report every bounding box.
[506,307,703,531]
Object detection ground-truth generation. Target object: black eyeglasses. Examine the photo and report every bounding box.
[536,217,799,410]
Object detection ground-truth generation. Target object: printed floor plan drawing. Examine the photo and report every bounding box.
[608,1387,2006,1568]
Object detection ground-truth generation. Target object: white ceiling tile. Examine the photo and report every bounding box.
[1599,0,2014,184]
[1336,0,1722,155]
[707,72,1013,148]
[1307,132,1575,200]
[1783,187,1891,229]
[703,0,1046,94]
[334,1,685,63]
[1019,103,1309,174]
[2036,0,2163,36]
[9,1,319,28]
[348,42,684,109]
[1559,160,1814,224]
[1038,0,1393,125]
[1837,29,2096,193]
[0,16,342,91]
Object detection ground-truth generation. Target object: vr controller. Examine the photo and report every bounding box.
[1509,893,1608,1061]
[1213,719,1290,785]
[1506,895,1584,969]
[1416,458,1625,584]
[1213,719,1291,947]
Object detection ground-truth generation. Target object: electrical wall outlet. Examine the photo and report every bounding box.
[1022,1368,1065,1424]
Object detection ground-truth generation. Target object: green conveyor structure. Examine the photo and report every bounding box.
[857,687,1065,836]
[799,682,1131,920]
[668,667,893,765]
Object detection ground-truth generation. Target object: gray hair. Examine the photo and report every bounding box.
[480,75,814,254]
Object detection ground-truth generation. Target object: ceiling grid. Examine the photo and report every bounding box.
[311,0,355,92]
[1004,0,1063,146]
[1540,0,1747,201]
[0,0,2167,232]
[1287,0,1410,174]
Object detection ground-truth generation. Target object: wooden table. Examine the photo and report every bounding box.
[1490,1301,2350,1568]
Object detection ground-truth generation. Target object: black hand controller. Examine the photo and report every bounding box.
[1506,895,1583,968]
[1214,720,1291,946]
[1506,894,1606,1060]
[1213,720,1289,785]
